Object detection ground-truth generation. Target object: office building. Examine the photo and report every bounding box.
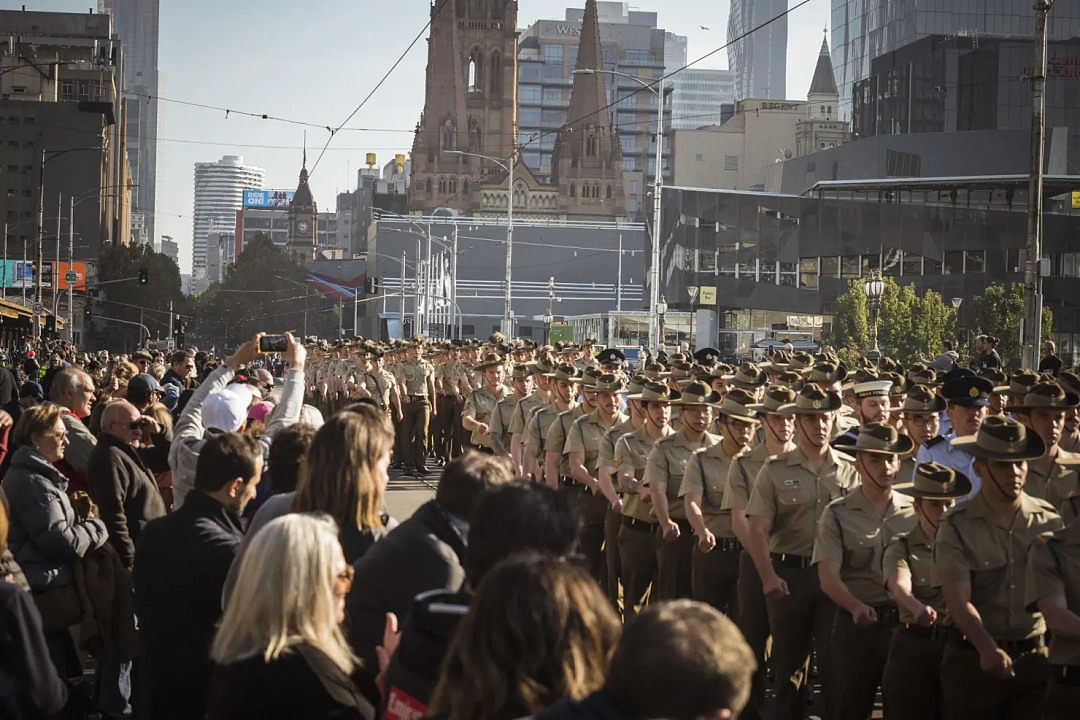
[238,205,337,254]
[191,156,264,285]
[159,235,178,266]
[98,0,160,248]
[669,68,736,129]
[0,9,130,263]
[832,0,1080,120]
[727,0,787,101]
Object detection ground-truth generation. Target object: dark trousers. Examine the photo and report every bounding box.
[691,543,740,617]
[391,406,405,464]
[1044,673,1080,720]
[402,398,430,468]
[434,395,454,462]
[766,562,838,720]
[574,488,609,589]
[654,521,694,601]
[603,507,623,611]
[882,628,944,720]
[941,641,1049,720]
[452,398,467,459]
[618,520,657,620]
[832,609,896,720]
[737,550,770,720]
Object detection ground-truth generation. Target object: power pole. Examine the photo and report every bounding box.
[1023,0,1053,369]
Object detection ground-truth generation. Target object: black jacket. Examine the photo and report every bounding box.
[0,580,67,720]
[533,691,627,720]
[0,367,16,407]
[207,643,376,720]
[345,500,467,671]
[133,491,245,720]
[88,434,167,569]
[382,589,468,716]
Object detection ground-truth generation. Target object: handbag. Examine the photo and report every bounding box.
[32,582,83,632]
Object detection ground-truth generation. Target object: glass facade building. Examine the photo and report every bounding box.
[832,0,1080,120]
[728,0,788,101]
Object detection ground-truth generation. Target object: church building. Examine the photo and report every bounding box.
[286,154,319,263]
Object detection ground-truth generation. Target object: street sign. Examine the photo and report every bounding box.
[65,271,77,283]
[699,287,717,305]
[31,302,45,317]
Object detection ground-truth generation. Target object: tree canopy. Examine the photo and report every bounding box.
[92,242,185,347]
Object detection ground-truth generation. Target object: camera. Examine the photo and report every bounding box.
[259,335,288,353]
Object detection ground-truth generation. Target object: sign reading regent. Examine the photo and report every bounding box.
[761,102,802,111]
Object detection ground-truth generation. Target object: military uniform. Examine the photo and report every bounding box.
[510,391,547,477]
[916,435,978,500]
[644,429,721,600]
[598,415,638,609]
[615,425,670,618]
[463,382,510,452]
[364,367,398,416]
[544,405,587,495]
[812,486,916,720]
[681,442,742,615]
[524,401,568,483]
[489,391,520,457]
[1026,449,1080,512]
[745,446,858,720]
[934,491,1062,718]
[565,408,627,584]
[395,354,435,472]
[432,359,456,463]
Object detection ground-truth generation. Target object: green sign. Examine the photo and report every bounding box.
[65,271,77,283]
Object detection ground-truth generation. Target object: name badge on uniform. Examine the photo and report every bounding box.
[783,480,800,487]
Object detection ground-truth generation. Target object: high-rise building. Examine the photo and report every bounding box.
[831,0,1080,120]
[98,0,160,249]
[191,156,264,286]
[159,235,179,266]
[670,68,736,129]
[727,0,787,101]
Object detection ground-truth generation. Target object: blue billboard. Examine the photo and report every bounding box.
[243,189,295,208]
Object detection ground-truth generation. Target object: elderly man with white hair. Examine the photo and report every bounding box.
[169,333,306,508]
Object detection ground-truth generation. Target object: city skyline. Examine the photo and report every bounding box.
[3,0,830,273]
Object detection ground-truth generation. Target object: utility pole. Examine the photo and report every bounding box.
[168,300,174,349]
[67,196,74,342]
[1023,0,1053,370]
[413,237,421,336]
[648,76,666,351]
[452,224,459,339]
[399,250,406,334]
[504,153,514,335]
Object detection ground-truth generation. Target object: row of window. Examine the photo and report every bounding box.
[0,116,35,125]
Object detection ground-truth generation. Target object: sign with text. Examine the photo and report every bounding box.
[2,261,87,291]
[243,189,295,208]
[699,286,717,305]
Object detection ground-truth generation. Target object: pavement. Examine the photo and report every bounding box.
[384,466,437,520]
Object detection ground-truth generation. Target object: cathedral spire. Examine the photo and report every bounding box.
[565,0,608,135]
[808,29,838,97]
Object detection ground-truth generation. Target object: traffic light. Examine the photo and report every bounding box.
[84,305,92,318]
[138,267,149,285]
[44,314,55,333]
[172,317,184,336]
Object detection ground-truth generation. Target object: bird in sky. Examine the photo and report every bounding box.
[700,25,710,30]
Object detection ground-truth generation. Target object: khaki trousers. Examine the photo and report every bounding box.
[574,488,609,588]
[603,506,623,610]
[881,628,944,720]
[691,543,741,617]
[618,520,657,620]
[737,550,770,720]
[941,641,1049,720]
[653,521,694,601]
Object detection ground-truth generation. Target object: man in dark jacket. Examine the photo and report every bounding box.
[381,482,579,720]
[345,452,513,672]
[88,401,167,569]
[133,432,263,720]
[161,350,196,392]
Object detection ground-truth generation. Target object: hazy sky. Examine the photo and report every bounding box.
[11,0,831,272]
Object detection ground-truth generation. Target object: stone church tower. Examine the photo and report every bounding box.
[551,0,626,219]
[795,33,848,157]
[407,0,519,214]
[287,154,319,263]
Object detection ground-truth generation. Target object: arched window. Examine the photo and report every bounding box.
[492,0,504,19]
[471,121,482,153]
[820,105,826,114]
[569,183,576,198]
[606,185,612,199]
[827,105,832,115]
[593,183,600,199]
[490,51,502,95]
[468,48,484,93]
[438,178,446,193]
[425,178,432,194]
[450,178,457,194]
[442,122,454,151]
[464,179,470,193]
[586,135,596,156]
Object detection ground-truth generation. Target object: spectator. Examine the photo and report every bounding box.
[978,336,1002,370]
[134,432,263,720]
[224,405,395,604]
[161,350,196,392]
[132,350,153,377]
[126,373,164,412]
[244,422,315,519]
[345,451,513,672]
[927,340,960,374]
[44,368,97,496]
[0,495,69,719]
[382,481,580,714]
[142,402,176,510]
[428,553,620,720]
[5,380,43,429]
[1039,340,1063,377]
[88,401,167,570]
[169,333,305,509]
[207,514,376,720]
[533,600,756,720]
[40,355,64,398]
[0,355,17,407]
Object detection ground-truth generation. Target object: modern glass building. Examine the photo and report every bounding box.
[831,0,1080,120]
[728,0,788,101]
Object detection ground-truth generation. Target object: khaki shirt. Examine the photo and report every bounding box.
[933,491,1063,640]
[1026,522,1080,665]
[721,443,775,513]
[1061,429,1080,454]
[643,430,721,521]
[489,394,520,453]
[615,426,671,523]
[464,385,510,448]
[364,370,396,408]
[395,359,433,397]
[681,443,740,538]
[898,452,918,488]
[509,393,545,437]
[745,448,859,557]
[545,406,587,478]
[884,523,946,625]
[565,410,627,474]
[812,487,916,606]
[599,418,638,473]
[1025,449,1080,513]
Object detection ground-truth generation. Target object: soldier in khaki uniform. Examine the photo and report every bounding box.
[1059,370,1080,453]
[566,374,628,585]
[935,416,1063,718]
[363,351,401,421]
[489,363,532,461]
[394,342,437,475]
[1010,382,1080,512]
[615,382,678,618]
[722,385,798,720]
[509,356,554,478]
[682,388,758,615]
[744,383,859,720]
[525,364,580,487]
[881,462,969,720]
[431,351,454,465]
[462,352,510,455]
[545,370,595,494]
[814,423,918,720]
[899,384,946,484]
[646,381,722,601]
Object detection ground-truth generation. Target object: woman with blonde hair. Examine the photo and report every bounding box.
[208,514,376,720]
[428,553,621,720]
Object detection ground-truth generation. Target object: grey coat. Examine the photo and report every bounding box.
[2,446,108,592]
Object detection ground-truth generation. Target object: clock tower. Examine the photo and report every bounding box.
[286,153,319,263]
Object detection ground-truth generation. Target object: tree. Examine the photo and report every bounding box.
[826,280,868,368]
[966,282,1053,370]
[93,243,185,349]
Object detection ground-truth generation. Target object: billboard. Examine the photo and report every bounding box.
[243,189,295,208]
[1,261,88,291]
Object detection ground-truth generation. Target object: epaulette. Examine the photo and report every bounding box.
[834,452,855,463]
[657,434,677,446]
[924,435,947,449]
[1030,496,1060,516]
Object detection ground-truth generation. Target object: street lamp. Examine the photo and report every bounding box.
[544,276,556,346]
[863,273,885,360]
[950,297,964,354]
[572,68,670,351]
[657,294,668,347]
[446,149,515,335]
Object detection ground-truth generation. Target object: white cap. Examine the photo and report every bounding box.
[853,379,893,399]
[203,389,251,432]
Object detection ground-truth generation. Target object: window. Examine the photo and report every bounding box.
[695,154,704,162]
[1007,248,1022,273]
[821,256,839,278]
[780,262,797,288]
[489,52,502,95]
[800,258,819,288]
[724,155,739,171]
[924,257,942,275]
[861,254,879,276]
[542,64,565,82]
[842,255,860,279]
[543,88,564,104]
[606,185,612,199]
[569,183,576,198]
[468,48,484,92]
[944,251,964,274]
[518,85,542,104]
[902,251,922,276]
[543,43,564,63]
[965,250,986,273]
[520,108,541,126]
[519,63,541,83]
[541,109,563,126]
[1062,253,1080,278]
[462,325,475,337]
